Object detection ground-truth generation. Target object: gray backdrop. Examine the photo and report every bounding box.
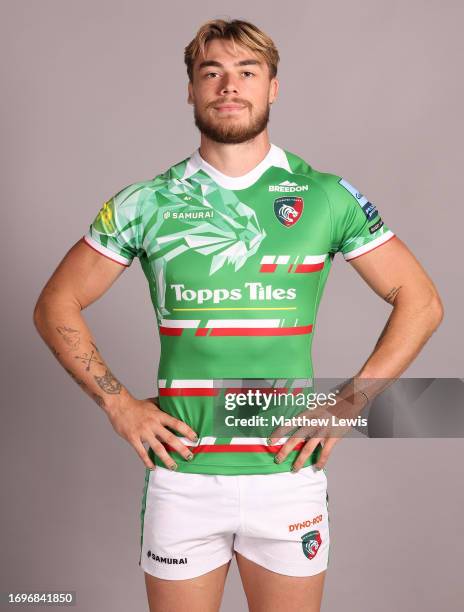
[1,0,463,610]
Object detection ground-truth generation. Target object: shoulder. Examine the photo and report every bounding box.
[283,148,372,210]
[110,152,193,209]
[281,147,345,195]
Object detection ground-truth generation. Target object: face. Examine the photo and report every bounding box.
[187,38,278,144]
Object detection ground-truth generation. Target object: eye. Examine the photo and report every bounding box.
[205,72,219,79]
[242,71,255,77]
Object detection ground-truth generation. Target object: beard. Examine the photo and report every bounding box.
[193,101,271,144]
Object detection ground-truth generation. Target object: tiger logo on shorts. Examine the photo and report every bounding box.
[301,530,322,560]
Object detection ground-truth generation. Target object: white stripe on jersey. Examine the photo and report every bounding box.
[206,319,281,328]
[344,230,395,260]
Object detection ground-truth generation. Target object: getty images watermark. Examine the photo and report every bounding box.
[203,377,464,439]
[223,387,365,428]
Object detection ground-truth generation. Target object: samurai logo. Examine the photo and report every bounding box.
[301,530,322,560]
[273,196,304,227]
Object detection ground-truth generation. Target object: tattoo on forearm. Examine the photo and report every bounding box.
[94,369,122,394]
[56,326,81,351]
[384,286,402,304]
[74,349,104,371]
[55,333,120,398]
[92,393,106,409]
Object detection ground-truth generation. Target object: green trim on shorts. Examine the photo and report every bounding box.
[139,467,151,566]
[325,470,330,568]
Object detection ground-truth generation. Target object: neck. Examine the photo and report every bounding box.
[198,132,271,177]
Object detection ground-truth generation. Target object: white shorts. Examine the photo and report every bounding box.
[139,464,330,580]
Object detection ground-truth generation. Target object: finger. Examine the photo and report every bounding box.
[266,425,295,445]
[291,437,323,471]
[268,420,320,444]
[131,438,158,470]
[273,434,303,463]
[137,436,179,471]
[268,419,323,446]
[314,438,339,469]
[267,406,332,444]
[275,425,326,462]
[155,429,196,462]
[160,413,199,442]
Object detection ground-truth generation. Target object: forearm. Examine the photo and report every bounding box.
[328,298,443,414]
[33,299,133,416]
[352,296,443,400]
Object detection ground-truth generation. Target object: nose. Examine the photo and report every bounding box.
[219,73,239,95]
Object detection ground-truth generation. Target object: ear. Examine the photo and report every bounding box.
[187,80,194,105]
[269,77,279,105]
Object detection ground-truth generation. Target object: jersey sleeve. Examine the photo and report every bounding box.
[83,182,145,267]
[327,175,396,261]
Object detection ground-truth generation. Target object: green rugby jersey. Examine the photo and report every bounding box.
[83,144,395,475]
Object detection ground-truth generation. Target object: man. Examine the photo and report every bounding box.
[33,18,443,612]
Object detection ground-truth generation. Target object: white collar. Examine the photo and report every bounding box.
[182,143,291,190]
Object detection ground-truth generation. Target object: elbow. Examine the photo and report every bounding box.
[418,289,444,332]
[396,286,444,331]
[429,293,444,330]
[33,298,47,334]
[32,289,57,333]
[33,289,82,333]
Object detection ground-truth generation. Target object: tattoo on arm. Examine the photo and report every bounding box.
[92,393,106,409]
[54,332,121,398]
[94,369,122,394]
[74,350,104,371]
[56,326,81,351]
[384,286,402,304]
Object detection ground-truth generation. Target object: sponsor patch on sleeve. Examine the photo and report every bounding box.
[369,218,384,234]
[338,178,379,221]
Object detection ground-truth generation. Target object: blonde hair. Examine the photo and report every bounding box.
[184,18,280,82]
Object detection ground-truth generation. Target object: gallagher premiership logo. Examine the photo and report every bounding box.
[273,196,304,227]
[301,530,322,560]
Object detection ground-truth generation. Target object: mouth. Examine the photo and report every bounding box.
[213,104,247,113]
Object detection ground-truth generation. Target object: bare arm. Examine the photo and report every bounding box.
[33,238,198,470]
[327,236,444,424]
[33,239,128,411]
[322,235,444,422]
[273,235,445,471]
[349,236,444,392]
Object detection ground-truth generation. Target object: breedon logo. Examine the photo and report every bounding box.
[269,180,309,192]
[273,196,304,227]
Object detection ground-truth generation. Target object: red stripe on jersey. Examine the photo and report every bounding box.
[195,328,209,336]
[260,264,277,272]
[224,387,290,394]
[159,326,183,336]
[209,325,312,336]
[160,388,219,396]
[294,263,324,273]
